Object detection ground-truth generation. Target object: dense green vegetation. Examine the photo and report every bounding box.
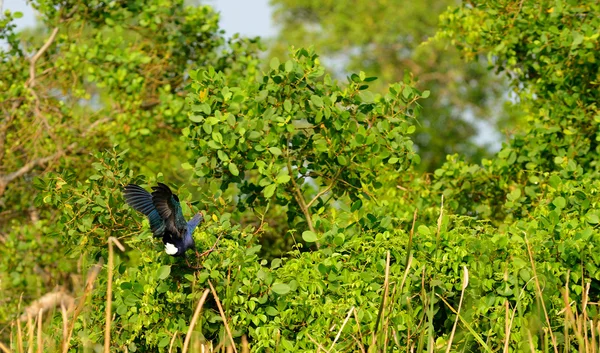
[1,0,600,351]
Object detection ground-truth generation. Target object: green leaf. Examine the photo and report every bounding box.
[302,230,318,242]
[284,60,294,72]
[552,196,566,209]
[190,114,203,122]
[212,131,223,144]
[158,337,170,348]
[586,212,599,224]
[271,283,291,295]
[269,147,283,156]
[418,225,430,236]
[264,184,277,198]
[275,174,290,184]
[266,306,279,316]
[421,90,430,98]
[337,155,348,166]
[270,57,280,70]
[351,199,362,212]
[156,265,171,280]
[310,95,324,108]
[228,163,239,176]
[549,175,562,189]
[181,162,193,170]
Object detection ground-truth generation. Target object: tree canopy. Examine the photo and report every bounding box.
[269,0,524,171]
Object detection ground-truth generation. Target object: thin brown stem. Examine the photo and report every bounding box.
[525,235,558,353]
[286,159,315,233]
[208,280,238,353]
[104,237,124,353]
[182,289,210,353]
[306,168,344,209]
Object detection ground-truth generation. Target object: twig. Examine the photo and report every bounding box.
[182,289,210,353]
[208,280,238,353]
[306,168,344,209]
[306,333,329,352]
[286,159,315,234]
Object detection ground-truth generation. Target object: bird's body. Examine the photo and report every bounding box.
[123,183,203,257]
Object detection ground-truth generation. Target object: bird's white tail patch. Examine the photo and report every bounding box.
[164,243,178,255]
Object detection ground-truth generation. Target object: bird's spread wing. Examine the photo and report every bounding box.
[151,183,187,239]
[123,184,165,237]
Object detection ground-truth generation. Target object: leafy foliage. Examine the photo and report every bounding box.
[185,48,423,241]
[269,0,522,171]
[3,0,600,352]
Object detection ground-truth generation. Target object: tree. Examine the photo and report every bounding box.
[0,0,260,325]
[269,0,522,171]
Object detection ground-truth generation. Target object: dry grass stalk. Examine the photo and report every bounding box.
[329,306,355,351]
[62,259,103,353]
[104,237,125,353]
[182,289,210,353]
[436,195,444,242]
[16,309,23,353]
[0,341,10,353]
[36,310,42,353]
[525,235,558,353]
[444,266,468,353]
[208,280,238,353]
[168,331,178,353]
[352,308,366,353]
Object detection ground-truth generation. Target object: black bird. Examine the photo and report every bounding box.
[123,183,203,257]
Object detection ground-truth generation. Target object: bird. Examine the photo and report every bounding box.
[123,183,203,257]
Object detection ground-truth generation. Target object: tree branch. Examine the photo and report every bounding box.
[306,167,344,209]
[0,116,111,197]
[27,27,59,88]
[286,159,315,234]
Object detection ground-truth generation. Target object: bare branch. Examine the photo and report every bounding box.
[27,27,59,88]
[287,159,315,234]
[0,115,109,197]
[2,142,76,184]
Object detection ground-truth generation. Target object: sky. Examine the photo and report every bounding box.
[2,0,276,38]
